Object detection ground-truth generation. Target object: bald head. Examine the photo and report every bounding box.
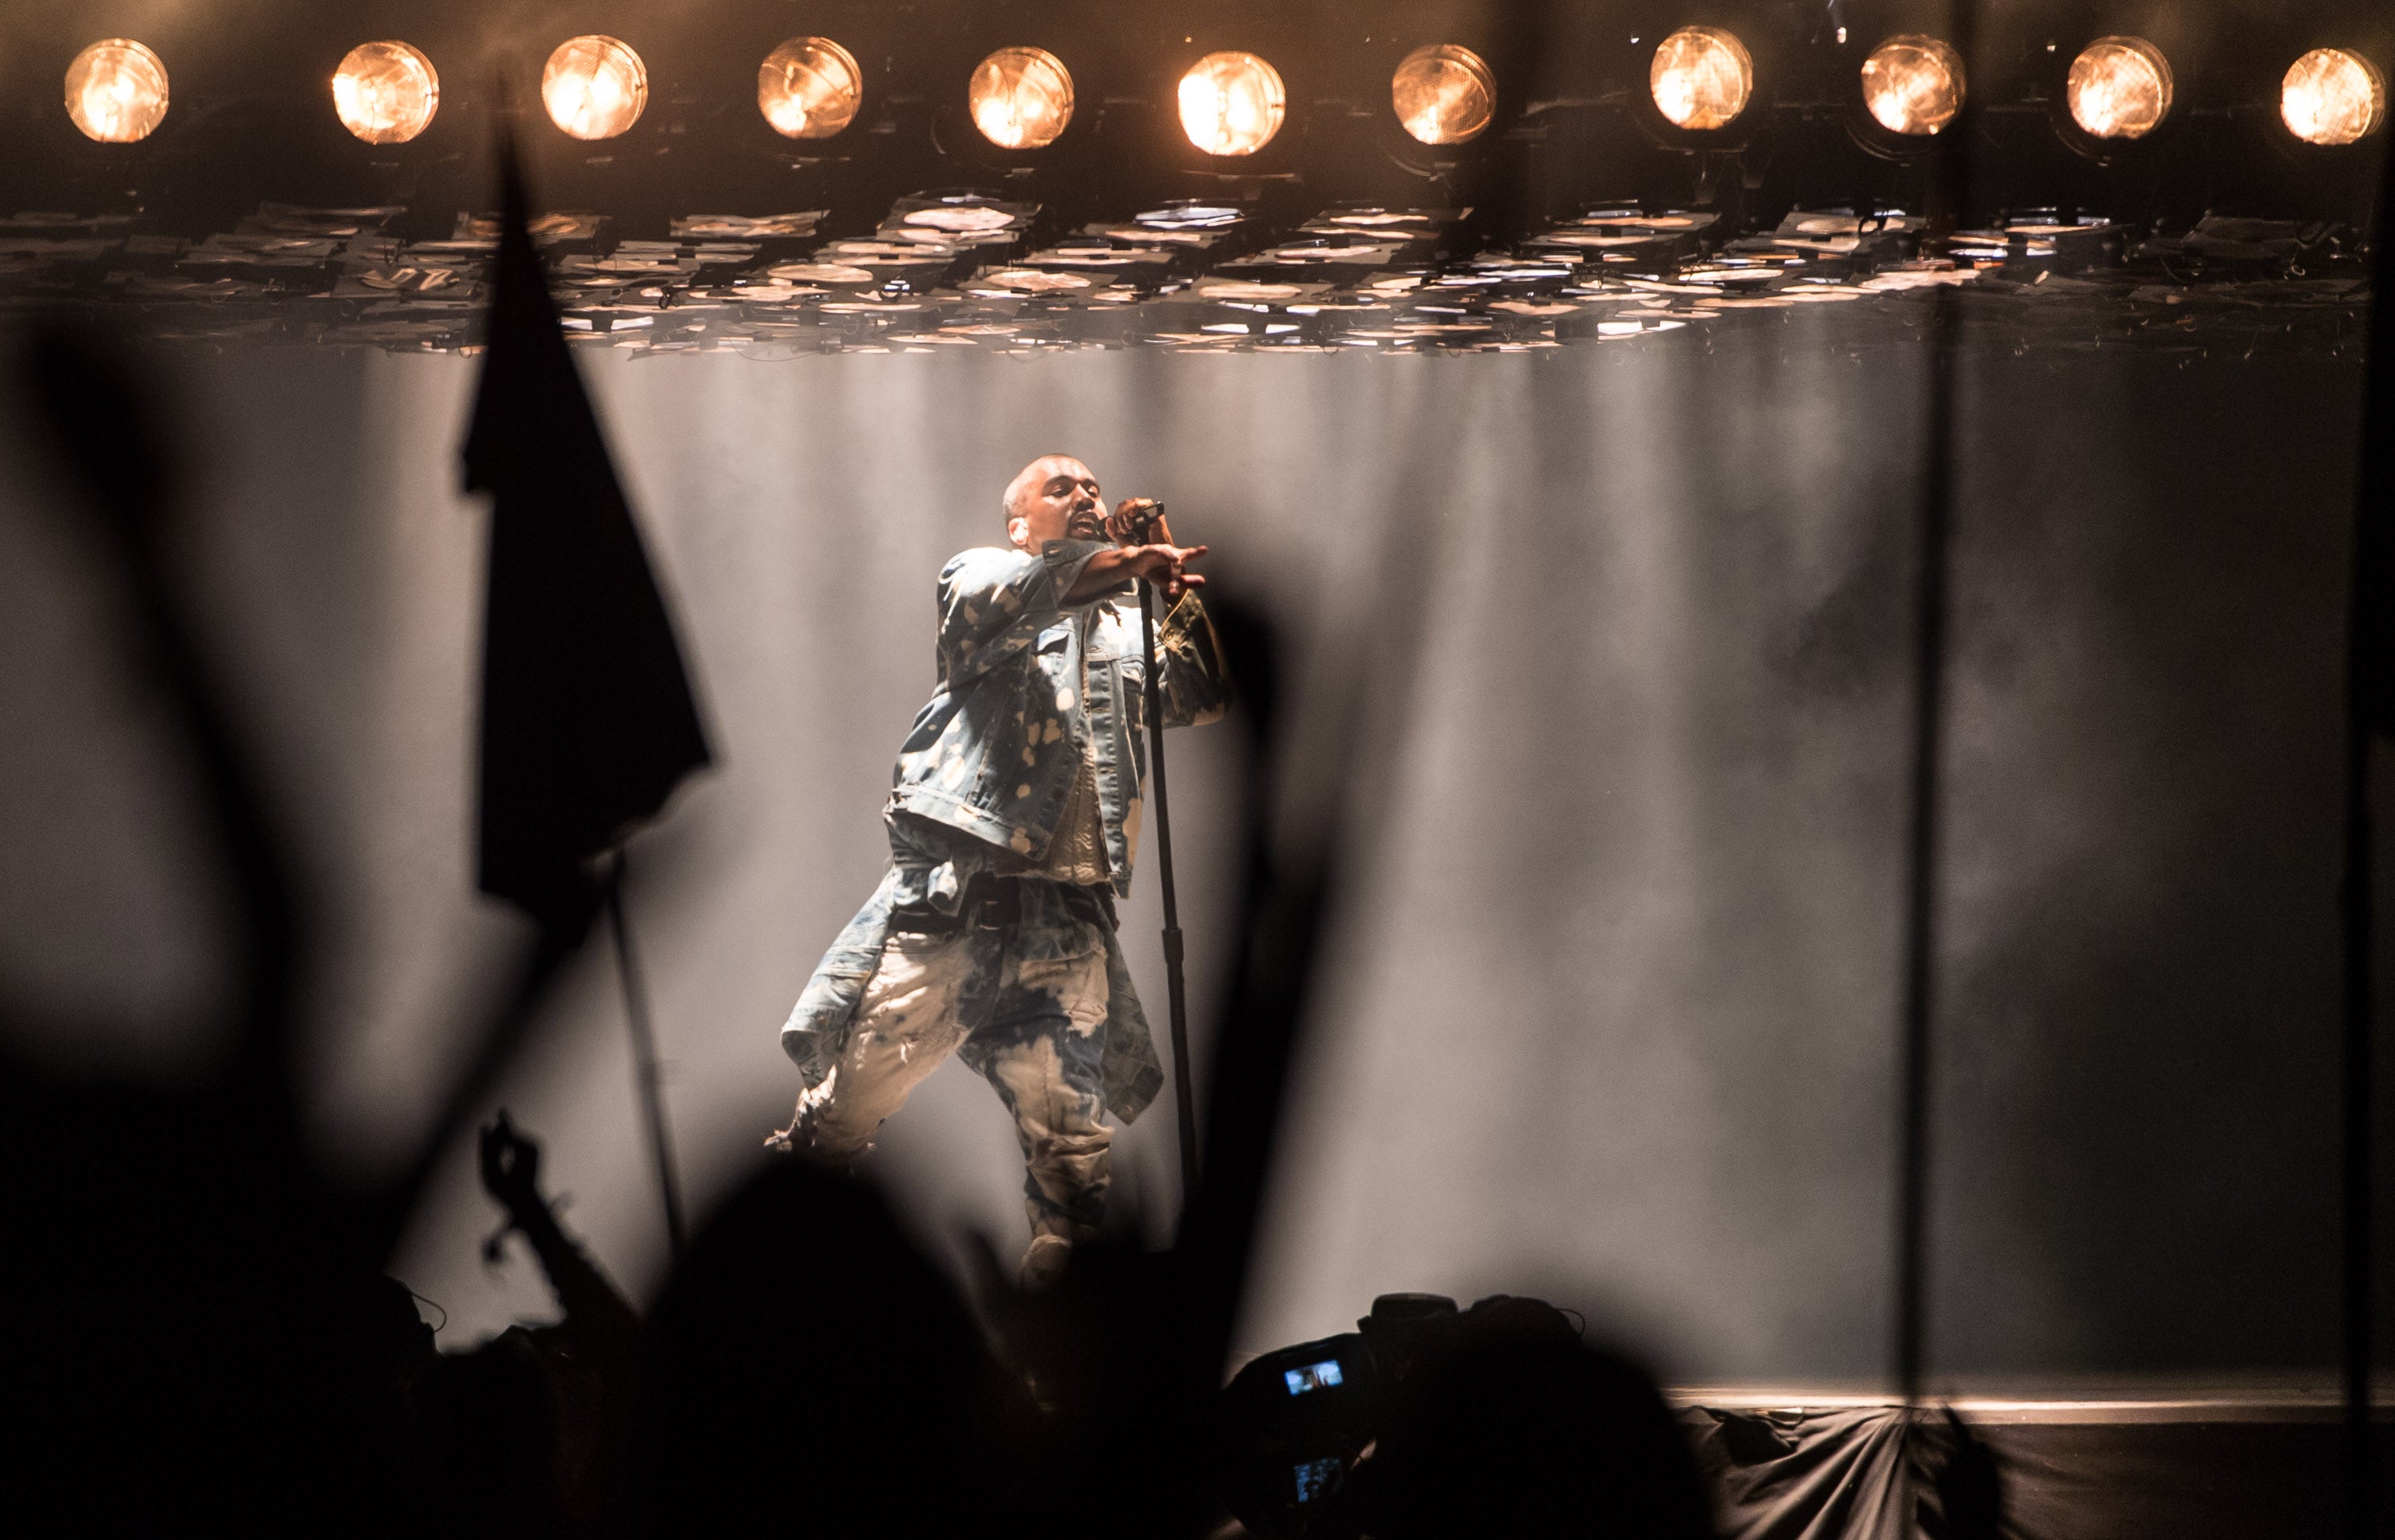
[1003,454,1104,551]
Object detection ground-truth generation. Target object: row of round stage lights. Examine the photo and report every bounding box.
[52,33,1391,152]
[1652,26,2386,145]
[55,31,2389,152]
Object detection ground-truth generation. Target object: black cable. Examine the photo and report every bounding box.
[409,1291,449,1333]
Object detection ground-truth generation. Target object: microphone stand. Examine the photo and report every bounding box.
[1136,528,1201,1204]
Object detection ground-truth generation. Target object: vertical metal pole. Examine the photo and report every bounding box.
[2334,117,2395,1540]
[1896,284,1955,1411]
[1140,579,1201,1203]
[609,849,689,1259]
[2339,612,2376,1540]
[1895,2,1976,1411]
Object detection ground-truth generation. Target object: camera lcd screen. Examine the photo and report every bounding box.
[1283,1359,1344,1396]
[1293,1456,1343,1504]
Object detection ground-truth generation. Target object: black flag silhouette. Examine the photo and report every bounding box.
[463,142,711,936]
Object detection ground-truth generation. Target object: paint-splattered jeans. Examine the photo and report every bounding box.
[790,890,1113,1253]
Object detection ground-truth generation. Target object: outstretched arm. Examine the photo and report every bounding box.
[1063,497,1207,605]
[480,1110,641,1349]
[1063,543,1206,604]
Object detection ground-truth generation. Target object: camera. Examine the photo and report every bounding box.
[1213,1292,1581,1538]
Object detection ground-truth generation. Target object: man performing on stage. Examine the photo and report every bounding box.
[770,455,1229,1284]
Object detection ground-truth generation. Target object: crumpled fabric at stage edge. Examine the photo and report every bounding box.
[1682,1406,1982,1540]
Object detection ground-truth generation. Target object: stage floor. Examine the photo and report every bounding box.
[1670,1381,2393,1540]
[1673,1376,2392,1420]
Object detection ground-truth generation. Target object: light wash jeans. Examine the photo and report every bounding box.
[790,899,1114,1260]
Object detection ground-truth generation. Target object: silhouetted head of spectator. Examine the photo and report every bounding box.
[368,1274,439,1381]
[1367,1302,1715,1540]
[412,1328,564,1540]
[635,1160,996,1535]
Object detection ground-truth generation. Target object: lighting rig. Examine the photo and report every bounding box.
[0,2,2382,228]
[53,18,2387,157]
[0,2,2378,358]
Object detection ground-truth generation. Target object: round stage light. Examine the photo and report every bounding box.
[2065,37,2172,141]
[332,41,440,145]
[543,35,647,141]
[969,46,1075,149]
[1649,27,1752,132]
[2280,48,2385,146]
[1861,34,1965,137]
[65,39,168,144]
[1392,43,1496,146]
[758,37,862,140]
[1179,51,1286,156]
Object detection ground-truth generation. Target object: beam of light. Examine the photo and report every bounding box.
[1179,51,1286,156]
[758,37,862,140]
[543,35,647,141]
[1650,27,1752,131]
[2280,48,2385,146]
[969,46,1075,149]
[332,41,440,145]
[1861,34,1965,137]
[65,39,169,144]
[1392,43,1495,146]
[2066,38,2172,141]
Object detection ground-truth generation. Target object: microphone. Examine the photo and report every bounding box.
[1124,499,1166,541]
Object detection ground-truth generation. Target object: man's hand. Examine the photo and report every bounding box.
[1065,497,1207,603]
[1106,497,1171,547]
[1120,541,1207,600]
[479,1109,545,1222]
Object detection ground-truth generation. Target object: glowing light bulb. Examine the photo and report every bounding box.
[2281,48,2385,147]
[1392,43,1495,145]
[543,35,647,141]
[968,46,1075,149]
[2066,37,2171,140]
[1179,51,1286,156]
[1649,27,1752,131]
[759,37,862,139]
[65,39,168,144]
[332,41,440,145]
[1861,34,1965,136]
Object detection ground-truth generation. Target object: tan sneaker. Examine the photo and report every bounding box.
[1019,1233,1072,1289]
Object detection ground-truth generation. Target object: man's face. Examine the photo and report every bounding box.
[1007,457,1105,550]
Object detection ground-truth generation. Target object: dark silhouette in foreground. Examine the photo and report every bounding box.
[636,1158,1010,1534]
[1348,1300,1714,1540]
[405,1113,643,1538]
[2,323,415,1533]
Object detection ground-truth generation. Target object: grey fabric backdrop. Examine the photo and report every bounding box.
[0,324,2373,1382]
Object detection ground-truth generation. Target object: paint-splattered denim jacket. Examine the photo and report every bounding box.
[782,539,1230,1121]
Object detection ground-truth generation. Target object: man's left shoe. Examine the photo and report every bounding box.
[1019,1234,1072,1289]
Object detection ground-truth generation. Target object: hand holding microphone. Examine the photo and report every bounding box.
[1106,496,1168,544]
